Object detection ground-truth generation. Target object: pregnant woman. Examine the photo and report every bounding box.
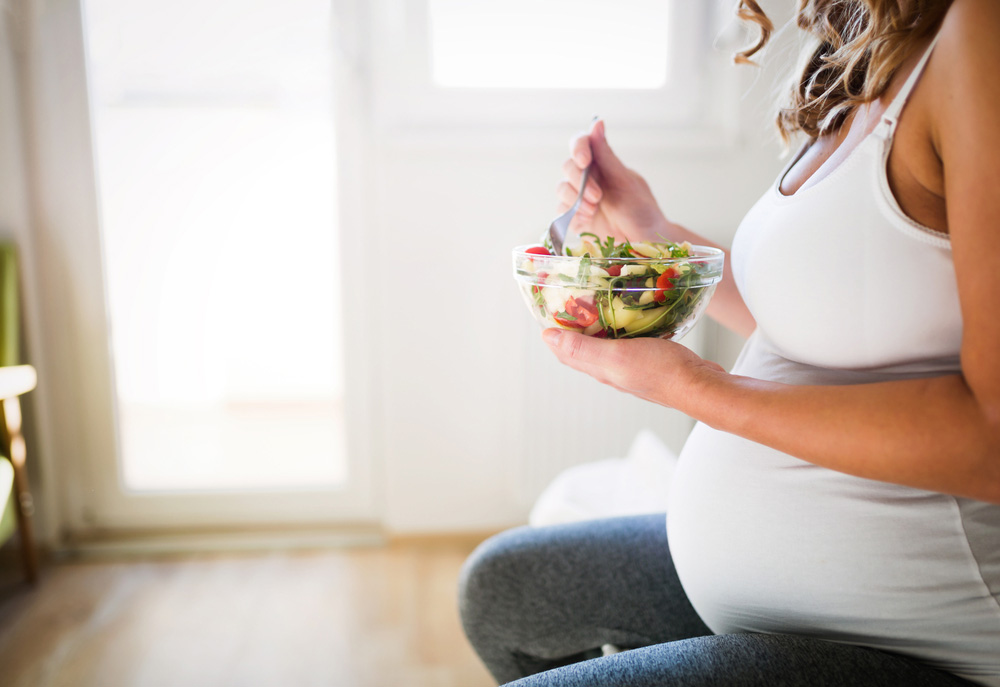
[459,1,1000,685]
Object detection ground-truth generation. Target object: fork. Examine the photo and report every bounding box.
[546,163,591,256]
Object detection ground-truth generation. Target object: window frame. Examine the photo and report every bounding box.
[368,0,743,146]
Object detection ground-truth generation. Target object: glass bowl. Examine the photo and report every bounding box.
[512,244,724,341]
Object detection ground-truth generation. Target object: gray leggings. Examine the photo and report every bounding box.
[457,514,977,687]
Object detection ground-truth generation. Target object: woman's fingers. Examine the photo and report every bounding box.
[546,331,663,387]
[589,119,628,180]
[556,181,597,216]
[542,329,631,390]
[559,158,603,203]
[542,329,726,409]
[569,132,593,169]
[558,121,608,232]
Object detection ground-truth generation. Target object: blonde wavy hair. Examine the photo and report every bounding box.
[736,0,952,142]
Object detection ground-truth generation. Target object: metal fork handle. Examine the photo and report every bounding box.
[549,164,591,255]
[570,165,591,215]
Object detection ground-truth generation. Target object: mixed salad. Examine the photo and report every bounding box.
[515,234,721,340]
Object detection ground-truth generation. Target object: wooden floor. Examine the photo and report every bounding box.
[0,541,496,687]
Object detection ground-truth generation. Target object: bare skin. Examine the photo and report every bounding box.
[546,0,1000,505]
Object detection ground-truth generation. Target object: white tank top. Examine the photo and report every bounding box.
[667,27,1000,686]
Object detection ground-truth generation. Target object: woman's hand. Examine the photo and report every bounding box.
[559,119,757,338]
[542,328,725,409]
[557,119,673,244]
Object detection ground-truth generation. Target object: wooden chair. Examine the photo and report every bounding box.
[0,366,38,582]
[0,243,39,583]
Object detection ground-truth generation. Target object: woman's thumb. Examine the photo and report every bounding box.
[589,119,628,180]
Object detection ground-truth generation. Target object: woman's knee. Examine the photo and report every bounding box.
[458,516,675,642]
[458,526,536,636]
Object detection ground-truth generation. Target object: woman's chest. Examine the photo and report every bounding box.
[781,99,947,233]
[732,148,961,370]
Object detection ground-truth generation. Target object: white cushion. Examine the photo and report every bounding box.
[529,429,678,527]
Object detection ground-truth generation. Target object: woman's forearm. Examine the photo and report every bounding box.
[685,367,1000,504]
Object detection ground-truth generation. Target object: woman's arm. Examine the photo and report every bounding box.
[558,120,757,338]
[543,0,1000,504]
[544,332,1000,503]
[658,224,756,340]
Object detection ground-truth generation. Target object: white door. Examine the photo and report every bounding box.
[21,0,379,533]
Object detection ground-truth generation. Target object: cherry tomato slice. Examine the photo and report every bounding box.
[654,268,679,303]
[564,296,598,328]
[531,271,549,295]
[525,245,552,256]
[605,265,622,276]
[553,313,583,328]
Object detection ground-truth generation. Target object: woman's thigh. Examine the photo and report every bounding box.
[502,633,979,687]
[458,514,711,684]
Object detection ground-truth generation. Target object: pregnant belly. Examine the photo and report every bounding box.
[666,422,1000,674]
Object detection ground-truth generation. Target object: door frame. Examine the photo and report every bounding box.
[14,0,382,538]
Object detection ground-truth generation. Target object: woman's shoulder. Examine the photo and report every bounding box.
[940,0,1000,31]
[927,0,1000,97]
[915,0,1000,163]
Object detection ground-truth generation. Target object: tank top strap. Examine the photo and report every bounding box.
[879,25,945,135]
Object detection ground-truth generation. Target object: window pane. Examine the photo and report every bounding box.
[429,0,670,89]
[83,0,346,491]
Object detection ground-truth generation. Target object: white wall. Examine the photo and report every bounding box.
[2,0,799,541]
